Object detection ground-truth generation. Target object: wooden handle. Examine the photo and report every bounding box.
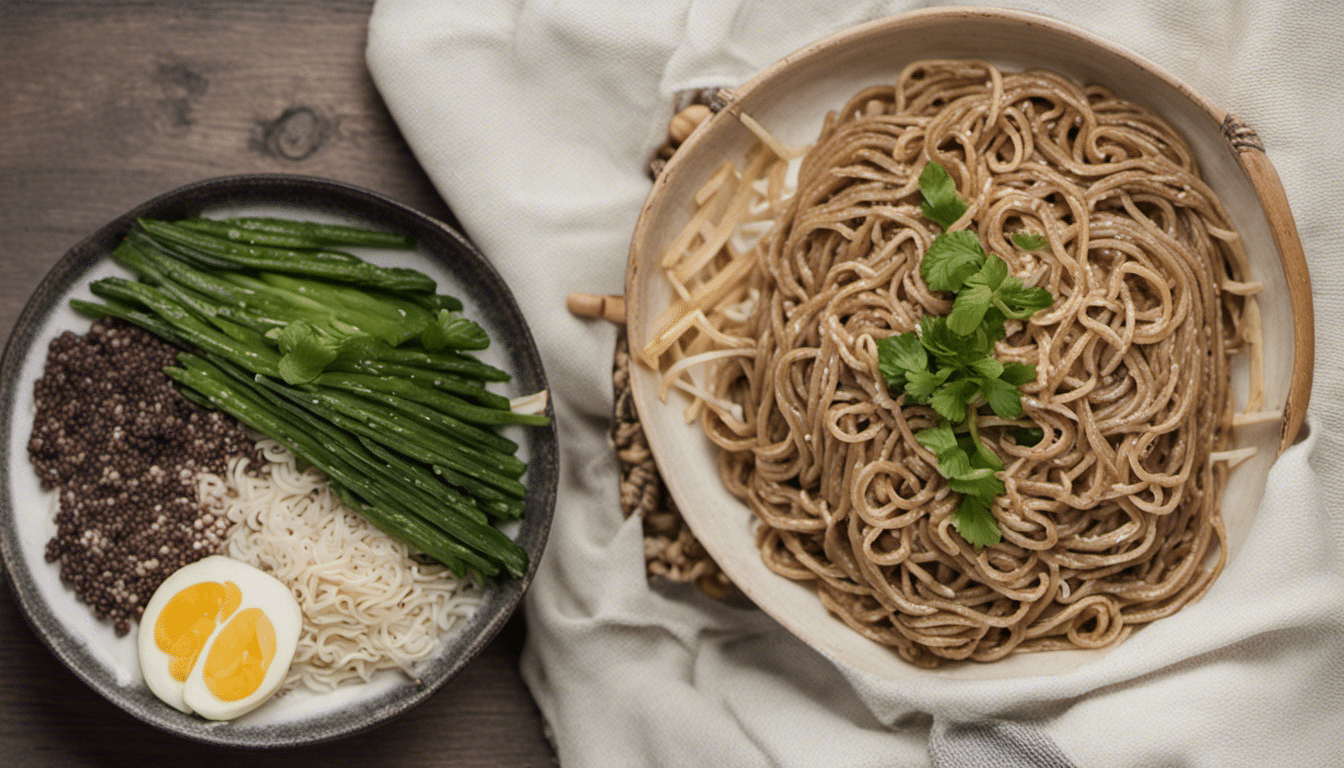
[1222,113,1314,455]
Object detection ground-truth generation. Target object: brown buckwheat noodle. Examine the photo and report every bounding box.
[645,60,1268,666]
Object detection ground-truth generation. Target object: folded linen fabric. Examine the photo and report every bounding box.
[366,1,1344,765]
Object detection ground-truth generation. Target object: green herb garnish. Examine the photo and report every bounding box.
[921,229,985,292]
[918,161,969,229]
[875,162,1054,548]
[421,309,491,352]
[947,253,1054,337]
[1011,231,1049,251]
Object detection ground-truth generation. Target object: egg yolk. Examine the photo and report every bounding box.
[202,607,277,702]
[154,581,243,682]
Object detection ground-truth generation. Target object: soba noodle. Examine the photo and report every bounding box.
[198,439,482,690]
[646,60,1268,666]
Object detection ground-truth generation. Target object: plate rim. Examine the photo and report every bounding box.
[0,173,558,747]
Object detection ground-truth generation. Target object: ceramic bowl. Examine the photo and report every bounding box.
[624,8,1312,680]
[0,174,558,745]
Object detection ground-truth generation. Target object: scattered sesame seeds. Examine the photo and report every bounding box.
[29,317,260,636]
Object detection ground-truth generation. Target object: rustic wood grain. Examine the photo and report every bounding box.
[0,2,555,765]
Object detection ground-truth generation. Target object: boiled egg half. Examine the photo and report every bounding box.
[137,555,302,720]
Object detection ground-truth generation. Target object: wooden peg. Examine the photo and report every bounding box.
[566,293,626,324]
[668,103,712,145]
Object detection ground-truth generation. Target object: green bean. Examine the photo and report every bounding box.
[294,389,519,508]
[303,385,528,483]
[304,380,528,478]
[355,436,489,524]
[196,354,496,532]
[253,374,526,500]
[129,227,241,272]
[325,359,510,409]
[137,218,436,293]
[316,371,546,430]
[88,278,282,377]
[114,237,294,338]
[255,271,437,345]
[171,355,526,577]
[314,373,520,456]
[176,218,360,253]
[372,344,511,382]
[80,213,542,581]
[115,251,271,348]
[480,498,526,521]
[332,491,470,578]
[70,298,187,346]
[120,234,277,311]
[315,389,527,493]
[196,216,416,249]
[405,292,465,314]
[164,358,489,575]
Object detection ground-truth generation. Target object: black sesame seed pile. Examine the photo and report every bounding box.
[29,317,261,636]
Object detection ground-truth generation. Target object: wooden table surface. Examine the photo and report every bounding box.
[0,2,557,765]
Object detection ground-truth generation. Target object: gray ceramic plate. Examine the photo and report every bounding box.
[0,175,557,747]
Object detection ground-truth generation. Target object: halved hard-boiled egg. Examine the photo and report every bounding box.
[137,555,302,720]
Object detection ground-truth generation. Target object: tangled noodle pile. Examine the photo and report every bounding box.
[645,60,1266,665]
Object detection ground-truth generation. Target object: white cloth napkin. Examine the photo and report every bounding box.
[365,2,1344,765]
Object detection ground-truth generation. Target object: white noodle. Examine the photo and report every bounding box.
[198,439,482,692]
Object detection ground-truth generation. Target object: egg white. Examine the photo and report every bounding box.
[137,555,302,719]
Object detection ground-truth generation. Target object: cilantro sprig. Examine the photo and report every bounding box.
[874,162,1053,548]
[919,160,969,229]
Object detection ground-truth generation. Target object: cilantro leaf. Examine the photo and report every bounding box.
[977,252,1010,289]
[918,161,969,230]
[946,255,1009,335]
[421,309,490,351]
[940,451,975,482]
[917,424,974,480]
[921,230,986,292]
[992,279,1053,320]
[904,367,950,401]
[917,426,1007,548]
[966,433,1005,473]
[931,378,980,423]
[915,423,958,456]
[954,494,1002,547]
[947,467,1004,498]
[919,314,994,368]
[969,356,1003,380]
[1000,361,1036,386]
[981,375,1025,419]
[876,332,926,391]
[274,319,339,384]
[979,306,1009,342]
[950,255,1052,334]
[871,162,1058,550]
[947,281,992,335]
[917,314,957,355]
[1011,231,1049,250]
[951,432,1004,477]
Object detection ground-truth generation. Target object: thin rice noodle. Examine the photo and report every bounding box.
[198,439,482,691]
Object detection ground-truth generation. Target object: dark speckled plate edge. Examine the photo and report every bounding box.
[0,174,558,748]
